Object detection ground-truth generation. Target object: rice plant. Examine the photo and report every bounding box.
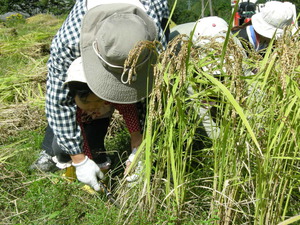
[118,24,300,224]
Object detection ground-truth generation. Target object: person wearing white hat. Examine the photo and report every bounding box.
[169,16,235,141]
[192,17,231,140]
[170,16,250,141]
[170,16,229,44]
[194,16,233,140]
[52,57,143,187]
[52,57,114,169]
[192,16,229,46]
[232,1,295,52]
[30,0,170,191]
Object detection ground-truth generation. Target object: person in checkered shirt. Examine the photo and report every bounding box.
[30,0,169,191]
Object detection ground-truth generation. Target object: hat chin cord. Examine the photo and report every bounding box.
[92,41,150,85]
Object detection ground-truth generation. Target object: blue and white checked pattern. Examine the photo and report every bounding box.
[141,0,169,41]
[45,0,169,155]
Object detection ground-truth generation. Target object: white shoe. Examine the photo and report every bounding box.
[30,150,58,172]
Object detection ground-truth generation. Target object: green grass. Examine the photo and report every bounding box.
[1,12,300,225]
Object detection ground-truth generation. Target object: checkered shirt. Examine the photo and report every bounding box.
[45,0,169,155]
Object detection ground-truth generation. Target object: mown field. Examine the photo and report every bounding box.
[0,13,300,225]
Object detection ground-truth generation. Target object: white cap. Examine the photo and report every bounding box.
[192,16,229,46]
[64,57,87,85]
[169,22,196,40]
[251,1,293,39]
[86,0,145,10]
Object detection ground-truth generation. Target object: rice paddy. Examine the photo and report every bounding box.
[0,13,299,224]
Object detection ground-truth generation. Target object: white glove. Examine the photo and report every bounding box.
[72,156,104,191]
[125,148,143,183]
[126,161,143,183]
[126,148,138,165]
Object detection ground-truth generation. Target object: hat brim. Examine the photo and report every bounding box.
[80,3,157,104]
[251,13,283,39]
[169,22,196,40]
[63,57,86,85]
[82,45,155,104]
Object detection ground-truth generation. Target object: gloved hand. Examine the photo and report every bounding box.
[125,148,143,183]
[124,148,137,174]
[72,156,104,191]
[126,161,143,183]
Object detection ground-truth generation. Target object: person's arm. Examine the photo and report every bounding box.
[113,103,142,149]
[113,103,143,174]
[47,61,106,190]
[130,131,143,150]
[47,71,105,191]
[46,63,83,156]
[46,0,86,157]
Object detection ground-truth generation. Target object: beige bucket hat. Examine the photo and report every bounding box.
[80,4,157,104]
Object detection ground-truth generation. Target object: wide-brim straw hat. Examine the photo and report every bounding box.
[80,3,157,104]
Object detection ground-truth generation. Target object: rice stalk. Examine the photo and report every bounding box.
[114,24,300,224]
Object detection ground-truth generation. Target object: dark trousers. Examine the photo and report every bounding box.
[42,118,110,164]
